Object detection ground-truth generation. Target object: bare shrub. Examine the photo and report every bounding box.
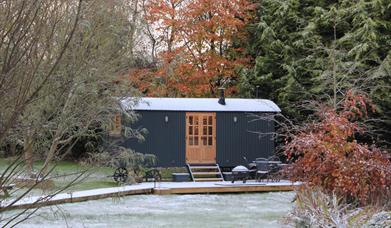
[286,187,385,228]
[84,146,157,173]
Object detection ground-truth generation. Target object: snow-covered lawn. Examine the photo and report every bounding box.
[3,192,296,228]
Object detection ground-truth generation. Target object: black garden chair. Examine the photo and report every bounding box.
[254,156,284,182]
[267,156,283,182]
[254,158,270,182]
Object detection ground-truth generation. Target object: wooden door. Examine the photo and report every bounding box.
[186,112,216,164]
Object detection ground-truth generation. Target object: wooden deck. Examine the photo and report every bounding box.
[1,180,300,211]
[154,182,297,194]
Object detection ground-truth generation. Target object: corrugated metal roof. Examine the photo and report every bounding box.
[121,97,281,112]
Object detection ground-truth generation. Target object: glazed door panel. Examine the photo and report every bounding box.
[186,112,216,164]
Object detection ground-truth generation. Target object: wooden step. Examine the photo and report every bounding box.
[192,172,221,175]
[193,177,224,182]
[186,163,224,182]
[189,166,218,169]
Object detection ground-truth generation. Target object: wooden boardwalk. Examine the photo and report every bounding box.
[154,182,298,194]
[1,180,300,211]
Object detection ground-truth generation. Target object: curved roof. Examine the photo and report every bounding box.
[121,97,281,112]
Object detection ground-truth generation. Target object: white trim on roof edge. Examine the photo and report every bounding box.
[121,97,281,112]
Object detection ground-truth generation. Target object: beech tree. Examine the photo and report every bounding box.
[131,0,253,97]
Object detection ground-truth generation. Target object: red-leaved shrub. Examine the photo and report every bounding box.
[285,90,391,205]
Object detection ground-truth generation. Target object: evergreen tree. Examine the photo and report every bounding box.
[240,0,391,148]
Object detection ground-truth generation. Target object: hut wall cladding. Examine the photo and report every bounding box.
[216,112,275,167]
[123,111,275,167]
[123,111,186,167]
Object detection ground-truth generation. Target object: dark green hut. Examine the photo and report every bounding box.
[121,94,280,168]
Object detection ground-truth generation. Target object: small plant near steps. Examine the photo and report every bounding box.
[186,164,224,182]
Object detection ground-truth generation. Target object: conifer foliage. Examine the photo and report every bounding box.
[240,0,391,147]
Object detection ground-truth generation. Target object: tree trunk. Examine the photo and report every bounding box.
[24,131,34,177]
[129,0,139,58]
[41,139,59,177]
[9,141,16,157]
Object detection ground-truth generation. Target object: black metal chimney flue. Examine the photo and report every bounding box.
[218,88,226,105]
[256,85,260,99]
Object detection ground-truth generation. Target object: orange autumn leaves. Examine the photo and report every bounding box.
[284,91,391,204]
[131,0,253,97]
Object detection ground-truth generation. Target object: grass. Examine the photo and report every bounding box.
[52,163,118,191]
[68,180,119,191]
[1,158,187,193]
[0,158,9,168]
[158,167,187,180]
[0,157,117,192]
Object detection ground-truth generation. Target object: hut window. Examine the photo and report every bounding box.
[194,136,199,145]
[109,113,121,136]
[186,113,215,147]
[193,125,199,145]
[208,137,212,145]
[203,116,207,125]
[202,136,207,145]
[188,116,200,146]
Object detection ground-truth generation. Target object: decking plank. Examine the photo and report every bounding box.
[1,181,301,211]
